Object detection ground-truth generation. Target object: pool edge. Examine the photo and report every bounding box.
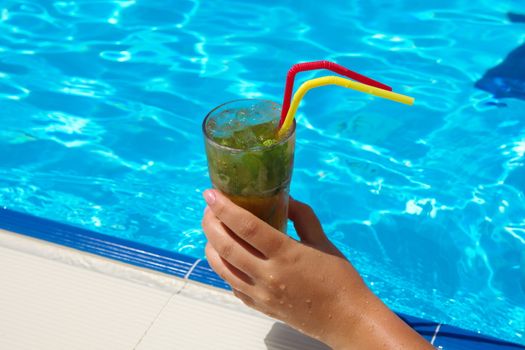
[1,207,523,349]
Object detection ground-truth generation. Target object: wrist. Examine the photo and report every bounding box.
[326,287,434,350]
[323,278,377,349]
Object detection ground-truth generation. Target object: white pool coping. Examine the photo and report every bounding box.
[0,229,329,350]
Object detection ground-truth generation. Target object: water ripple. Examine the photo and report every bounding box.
[99,50,131,62]
[0,78,30,100]
[60,76,115,97]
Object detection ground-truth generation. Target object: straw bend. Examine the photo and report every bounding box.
[277,76,414,139]
[279,61,392,127]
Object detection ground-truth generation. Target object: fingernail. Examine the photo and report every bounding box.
[203,190,216,205]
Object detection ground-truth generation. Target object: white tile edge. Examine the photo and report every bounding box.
[179,278,273,320]
[0,229,185,294]
[430,323,441,345]
[183,258,202,280]
[0,229,269,320]
[0,229,324,348]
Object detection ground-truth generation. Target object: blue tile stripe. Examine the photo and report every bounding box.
[397,316,525,349]
[183,258,202,279]
[398,315,439,343]
[432,325,525,350]
[431,323,442,345]
[1,207,524,349]
[0,208,196,278]
[189,259,231,290]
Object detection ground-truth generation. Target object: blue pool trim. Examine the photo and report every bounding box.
[0,208,195,278]
[190,259,231,290]
[1,207,524,350]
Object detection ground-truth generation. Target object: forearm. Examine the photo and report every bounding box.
[326,291,434,350]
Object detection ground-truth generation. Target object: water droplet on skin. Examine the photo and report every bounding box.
[287,303,293,309]
[301,322,306,326]
[305,299,312,309]
[279,300,284,305]
[279,284,286,291]
[269,275,275,280]
[265,297,271,302]
[328,314,332,319]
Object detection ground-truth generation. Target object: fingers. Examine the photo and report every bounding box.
[288,197,328,245]
[202,208,262,278]
[203,189,287,257]
[205,243,254,294]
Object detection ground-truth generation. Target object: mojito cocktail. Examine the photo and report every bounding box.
[203,99,295,233]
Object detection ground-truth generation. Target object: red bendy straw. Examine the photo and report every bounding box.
[278,60,392,128]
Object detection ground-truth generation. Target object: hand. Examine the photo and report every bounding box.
[201,189,433,350]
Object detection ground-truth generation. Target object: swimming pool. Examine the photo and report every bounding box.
[0,0,524,344]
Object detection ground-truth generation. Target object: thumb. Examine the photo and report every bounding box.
[288,197,329,245]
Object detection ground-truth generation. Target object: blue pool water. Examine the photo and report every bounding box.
[1,0,524,344]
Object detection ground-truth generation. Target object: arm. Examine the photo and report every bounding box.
[201,189,433,350]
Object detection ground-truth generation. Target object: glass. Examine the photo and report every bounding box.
[202,99,296,233]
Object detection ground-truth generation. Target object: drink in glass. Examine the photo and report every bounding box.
[203,99,295,233]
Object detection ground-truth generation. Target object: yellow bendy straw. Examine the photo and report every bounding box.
[276,75,415,139]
